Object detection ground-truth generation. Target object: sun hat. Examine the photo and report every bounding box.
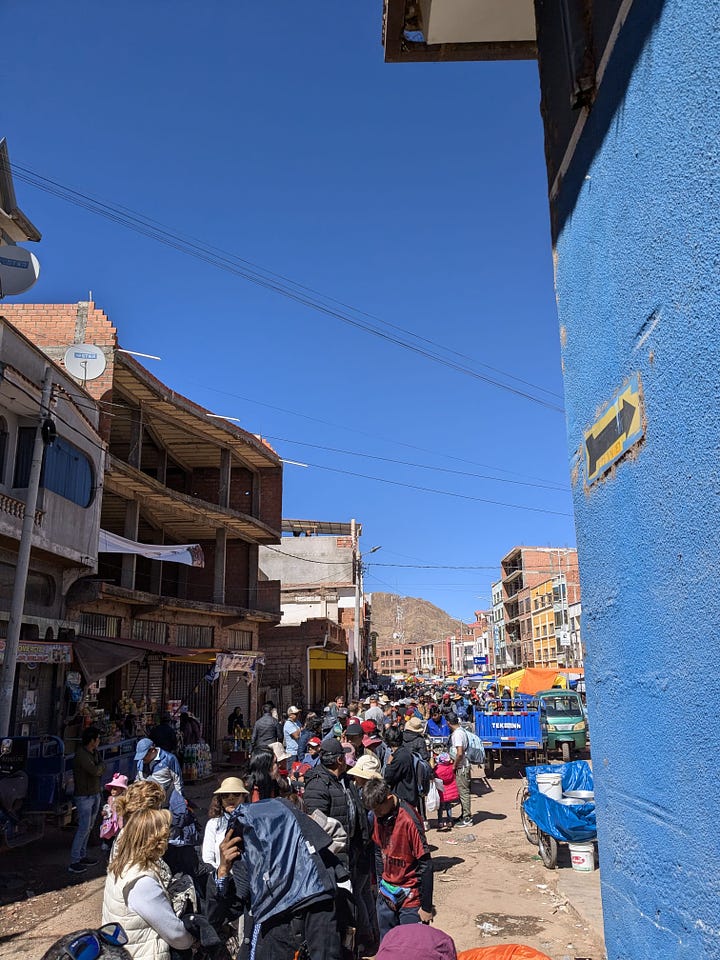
[379,695,390,704]
[287,705,300,716]
[269,741,292,763]
[104,773,129,791]
[213,776,249,796]
[348,753,382,781]
[405,717,425,734]
[133,737,155,762]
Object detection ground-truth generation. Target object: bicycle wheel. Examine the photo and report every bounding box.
[538,830,558,869]
[520,787,538,845]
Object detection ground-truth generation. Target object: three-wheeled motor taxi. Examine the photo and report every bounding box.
[537,689,587,762]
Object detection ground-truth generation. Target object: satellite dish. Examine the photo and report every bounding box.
[0,246,40,297]
[63,344,107,381]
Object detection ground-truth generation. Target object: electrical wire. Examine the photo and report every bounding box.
[291,459,572,516]
[260,434,568,492]
[11,161,565,413]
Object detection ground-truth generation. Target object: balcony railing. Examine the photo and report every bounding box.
[0,491,43,526]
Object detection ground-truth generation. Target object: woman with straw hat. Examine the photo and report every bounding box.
[201,777,249,871]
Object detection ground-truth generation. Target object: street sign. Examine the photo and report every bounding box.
[473,656,488,665]
[584,372,644,485]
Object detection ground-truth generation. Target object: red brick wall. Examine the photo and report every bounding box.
[258,468,282,532]
[2,301,117,437]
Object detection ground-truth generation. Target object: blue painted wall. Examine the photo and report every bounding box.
[554,2,720,957]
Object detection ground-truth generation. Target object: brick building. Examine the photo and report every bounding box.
[500,546,579,668]
[2,301,282,748]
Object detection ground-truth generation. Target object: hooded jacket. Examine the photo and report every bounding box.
[206,798,345,960]
[303,763,368,865]
[402,729,430,761]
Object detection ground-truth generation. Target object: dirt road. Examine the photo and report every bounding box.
[0,767,606,960]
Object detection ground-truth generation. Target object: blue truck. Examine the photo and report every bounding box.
[475,696,546,774]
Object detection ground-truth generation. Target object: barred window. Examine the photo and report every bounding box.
[228,629,253,651]
[132,620,168,645]
[80,613,122,638]
[176,624,214,648]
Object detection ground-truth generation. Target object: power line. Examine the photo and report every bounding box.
[295,460,572,516]
[261,434,568,492]
[12,162,565,413]
[190,381,565,486]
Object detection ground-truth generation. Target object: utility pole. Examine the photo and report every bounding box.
[351,518,360,700]
[0,368,53,736]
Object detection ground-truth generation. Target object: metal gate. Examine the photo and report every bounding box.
[167,661,215,745]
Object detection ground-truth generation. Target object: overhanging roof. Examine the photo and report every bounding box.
[104,454,280,543]
[383,0,537,63]
[282,519,360,537]
[113,353,281,471]
[0,139,41,243]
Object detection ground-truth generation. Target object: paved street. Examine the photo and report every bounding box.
[0,765,606,960]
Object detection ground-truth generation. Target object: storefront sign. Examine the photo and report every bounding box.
[214,653,264,675]
[0,640,73,664]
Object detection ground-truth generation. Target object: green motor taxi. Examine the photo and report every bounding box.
[537,688,588,761]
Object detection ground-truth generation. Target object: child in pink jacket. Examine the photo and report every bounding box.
[434,752,459,831]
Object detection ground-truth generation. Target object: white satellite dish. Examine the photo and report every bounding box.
[0,246,40,297]
[64,344,107,381]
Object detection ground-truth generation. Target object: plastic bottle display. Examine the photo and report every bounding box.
[182,741,212,781]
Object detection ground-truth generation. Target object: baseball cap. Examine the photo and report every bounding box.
[307,736,322,748]
[287,705,300,716]
[361,720,378,735]
[319,737,344,758]
[134,737,155,762]
[345,722,363,738]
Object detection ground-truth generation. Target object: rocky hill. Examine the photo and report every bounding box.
[370,592,462,646]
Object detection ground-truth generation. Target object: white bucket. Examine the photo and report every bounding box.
[537,772,563,801]
[568,842,596,872]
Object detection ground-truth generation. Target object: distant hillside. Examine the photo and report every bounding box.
[370,593,462,647]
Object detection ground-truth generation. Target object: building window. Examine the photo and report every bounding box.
[176,624,214,648]
[80,613,121,638]
[132,619,168,645]
[14,428,94,507]
[228,629,253,651]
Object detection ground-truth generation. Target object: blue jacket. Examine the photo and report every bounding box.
[232,798,337,926]
[427,716,451,738]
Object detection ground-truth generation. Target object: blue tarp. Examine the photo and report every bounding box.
[523,761,597,843]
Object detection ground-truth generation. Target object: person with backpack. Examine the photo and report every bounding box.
[362,778,433,941]
[447,713,473,827]
[383,727,432,818]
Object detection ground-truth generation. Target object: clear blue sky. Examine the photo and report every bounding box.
[3,1,575,620]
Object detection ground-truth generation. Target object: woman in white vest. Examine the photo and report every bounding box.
[102,806,194,960]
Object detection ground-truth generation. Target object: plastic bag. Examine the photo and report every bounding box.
[425,778,440,813]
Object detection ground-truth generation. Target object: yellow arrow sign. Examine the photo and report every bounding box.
[584,373,644,484]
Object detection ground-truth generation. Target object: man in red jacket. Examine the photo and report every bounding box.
[362,778,434,942]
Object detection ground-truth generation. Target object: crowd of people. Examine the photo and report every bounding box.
[60,686,502,960]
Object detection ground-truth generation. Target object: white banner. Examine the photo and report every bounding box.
[99,529,204,567]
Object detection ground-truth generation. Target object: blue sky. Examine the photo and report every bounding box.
[3,1,575,620]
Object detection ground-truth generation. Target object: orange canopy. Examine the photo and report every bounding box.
[516,667,566,695]
[458,947,553,960]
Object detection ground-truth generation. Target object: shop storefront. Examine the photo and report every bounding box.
[308,648,348,710]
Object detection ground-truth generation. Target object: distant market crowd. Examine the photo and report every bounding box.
[43,685,552,960]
